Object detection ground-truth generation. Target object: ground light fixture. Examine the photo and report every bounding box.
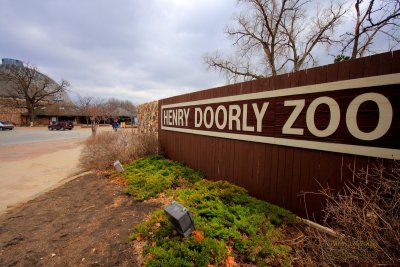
[164,201,195,237]
[113,160,124,173]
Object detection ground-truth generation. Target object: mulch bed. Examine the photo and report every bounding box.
[0,173,159,267]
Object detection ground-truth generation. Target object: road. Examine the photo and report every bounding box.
[0,126,99,214]
[0,126,92,145]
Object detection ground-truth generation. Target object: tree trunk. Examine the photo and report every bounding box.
[29,109,35,127]
[351,0,361,59]
[91,118,97,137]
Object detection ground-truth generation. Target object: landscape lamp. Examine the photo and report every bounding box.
[113,160,124,173]
[164,201,195,237]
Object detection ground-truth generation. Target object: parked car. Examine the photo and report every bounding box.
[0,121,15,131]
[48,121,74,131]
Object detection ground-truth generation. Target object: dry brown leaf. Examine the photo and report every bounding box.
[226,256,237,267]
[192,230,204,241]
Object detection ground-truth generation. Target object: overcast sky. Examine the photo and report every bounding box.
[0,0,242,104]
[1,0,394,105]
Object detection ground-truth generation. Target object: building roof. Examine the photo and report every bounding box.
[30,105,82,116]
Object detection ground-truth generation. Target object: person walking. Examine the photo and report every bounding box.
[112,120,119,132]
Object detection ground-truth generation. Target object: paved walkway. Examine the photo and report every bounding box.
[0,127,95,214]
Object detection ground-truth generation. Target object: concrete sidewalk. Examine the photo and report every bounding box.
[0,128,92,214]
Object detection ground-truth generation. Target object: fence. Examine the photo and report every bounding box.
[158,51,400,221]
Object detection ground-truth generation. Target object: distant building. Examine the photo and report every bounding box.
[0,58,81,125]
[2,58,24,67]
[0,58,136,126]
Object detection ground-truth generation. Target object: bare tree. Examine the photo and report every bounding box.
[0,63,70,126]
[205,0,346,81]
[106,98,137,120]
[75,96,136,136]
[76,95,106,136]
[341,0,400,59]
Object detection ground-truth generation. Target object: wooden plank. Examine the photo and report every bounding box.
[393,50,400,73]
[217,138,230,181]
[297,149,312,219]
[342,154,357,184]
[269,75,277,90]
[260,143,273,203]
[275,73,286,90]
[289,147,303,212]
[252,143,267,199]
[305,67,318,85]
[325,153,343,196]
[326,63,339,83]
[282,147,294,208]
[363,53,380,77]
[256,77,271,93]
[353,155,371,183]
[275,146,287,207]
[337,59,351,81]
[173,132,180,162]
[319,152,343,205]
[314,65,328,84]
[349,57,365,79]
[243,142,257,194]
[212,136,222,180]
[298,69,308,86]
[226,139,236,184]
[232,141,241,186]
[205,136,214,180]
[232,140,250,189]
[290,71,300,88]
[302,149,322,221]
[266,144,279,204]
[201,136,214,179]
[192,135,200,169]
[378,52,393,75]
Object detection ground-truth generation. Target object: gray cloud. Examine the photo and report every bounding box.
[0,0,238,104]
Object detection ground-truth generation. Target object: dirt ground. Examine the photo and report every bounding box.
[0,172,160,267]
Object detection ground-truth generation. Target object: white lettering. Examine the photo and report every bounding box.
[229,105,241,130]
[346,93,393,140]
[204,106,214,129]
[163,109,168,125]
[195,108,202,128]
[242,104,254,132]
[168,110,173,125]
[215,105,227,129]
[283,99,305,135]
[183,108,190,127]
[178,109,184,126]
[172,110,177,126]
[253,102,269,132]
[306,97,340,137]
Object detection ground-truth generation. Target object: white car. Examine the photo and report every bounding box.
[0,121,15,131]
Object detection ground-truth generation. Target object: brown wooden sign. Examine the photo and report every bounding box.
[161,74,400,159]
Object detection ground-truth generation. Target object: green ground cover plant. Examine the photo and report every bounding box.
[123,156,297,266]
[123,155,203,200]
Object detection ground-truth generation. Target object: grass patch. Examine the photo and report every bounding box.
[123,155,203,200]
[124,156,297,266]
